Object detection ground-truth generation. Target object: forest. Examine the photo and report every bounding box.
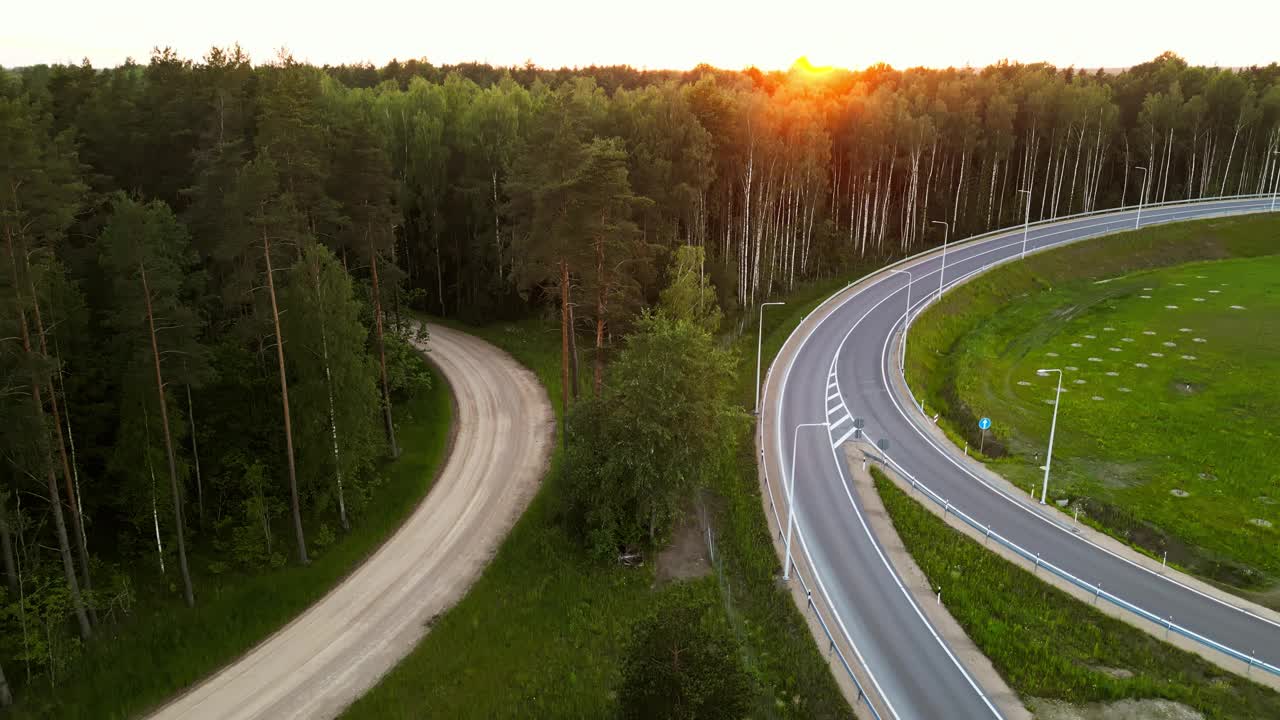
[1,47,1279,709]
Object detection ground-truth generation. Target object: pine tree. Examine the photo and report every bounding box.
[225,155,311,565]
[99,195,209,606]
[0,92,93,640]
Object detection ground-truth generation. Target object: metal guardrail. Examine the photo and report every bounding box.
[759,194,1279,715]
[759,453,885,720]
[877,448,1280,680]
[877,196,1280,679]
[773,190,1274,356]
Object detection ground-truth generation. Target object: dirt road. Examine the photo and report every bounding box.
[148,323,553,720]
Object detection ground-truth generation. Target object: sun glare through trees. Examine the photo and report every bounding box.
[2,10,1279,717]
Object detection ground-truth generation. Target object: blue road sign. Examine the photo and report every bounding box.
[978,417,992,430]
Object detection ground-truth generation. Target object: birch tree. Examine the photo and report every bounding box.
[281,244,381,530]
[98,195,209,606]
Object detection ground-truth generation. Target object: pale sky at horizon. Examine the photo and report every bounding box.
[4,0,1276,72]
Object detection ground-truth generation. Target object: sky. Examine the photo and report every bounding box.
[4,0,1277,71]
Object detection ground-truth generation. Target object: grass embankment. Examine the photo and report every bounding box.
[10,354,452,720]
[872,467,1280,718]
[346,287,856,719]
[906,215,1280,595]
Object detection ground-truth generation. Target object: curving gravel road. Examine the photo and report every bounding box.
[147,323,554,720]
[763,197,1280,719]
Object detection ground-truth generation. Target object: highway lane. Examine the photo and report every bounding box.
[770,197,1279,719]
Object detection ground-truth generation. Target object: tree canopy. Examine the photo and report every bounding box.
[1,46,1279,710]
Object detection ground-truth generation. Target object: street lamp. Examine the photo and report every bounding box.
[1017,188,1033,259]
[931,220,950,299]
[1271,151,1279,212]
[755,302,786,415]
[1134,166,1150,230]
[783,421,829,580]
[1036,368,1064,505]
[888,269,913,375]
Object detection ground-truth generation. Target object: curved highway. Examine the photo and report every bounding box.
[764,197,1280,719]
[148,323,553,720]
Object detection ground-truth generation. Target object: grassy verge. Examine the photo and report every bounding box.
[9,353,452,720]
[872,467,1280,718]
[905,215,1280,593]
[346,298,854,718]
[343,316,654,718]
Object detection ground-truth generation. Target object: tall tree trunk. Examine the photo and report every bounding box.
[559,258,571,450]
[493,169,503,283]
[369,230,399,459]
[567,303,580,400]
[143,402,165,574]
[1220,122,1242,197]
[185,381,203,529]
[263,233,309,566]
[0,657,12,707]
[27,286,95,616]
[313,257,350,532]
[0,487,16,595]
[5,227,91,640]
[55,340,91,573]
[593,230,606,397]
[141,263,195,607]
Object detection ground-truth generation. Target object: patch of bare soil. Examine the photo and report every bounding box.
[1028,697,1203,720]
[655,508,711,585]
[1084,664,1135,680]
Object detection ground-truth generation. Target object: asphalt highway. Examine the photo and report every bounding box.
[766,197,1280,719]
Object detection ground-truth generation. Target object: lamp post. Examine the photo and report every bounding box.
[783,422,829,580]
[1271,151,1279,212]
[931,220,950,299]
[755,302,786,415]
[1134,166,1149,230]
[1017,188,1033,258]
[888,269,913,375]
[1036,368,1064,505]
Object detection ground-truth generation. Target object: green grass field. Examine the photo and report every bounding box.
[9,354,452,720]
[873,468,1280,718]
[906,215,1280,596]
[345,295,857,719]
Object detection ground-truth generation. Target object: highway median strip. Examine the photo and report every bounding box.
[872,466,1280,719]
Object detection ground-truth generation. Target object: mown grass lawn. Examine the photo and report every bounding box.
[906,214,1280,595]
[10,354,452,720]
[345,299,857,719]
[873,468,1280,718]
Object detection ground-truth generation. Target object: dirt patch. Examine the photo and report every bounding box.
[1028,697,1203,720]
[655,507,711,585]
[1078,459,1148,490]
[1086,664,1135,679]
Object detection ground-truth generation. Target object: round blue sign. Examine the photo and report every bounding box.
[978,417,992,430]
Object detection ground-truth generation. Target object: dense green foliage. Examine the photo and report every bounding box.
[619,580,751,720]
[345,304,852,718]
[0,54,433,711]
[566,312,743,557]
[4,43,1280,714]
[906,215,1280,593]
[873,468,1280,717]
[7,361,450,720]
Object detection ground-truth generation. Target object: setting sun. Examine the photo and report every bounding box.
[791,56,837,81]
[3,3,1280,719]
